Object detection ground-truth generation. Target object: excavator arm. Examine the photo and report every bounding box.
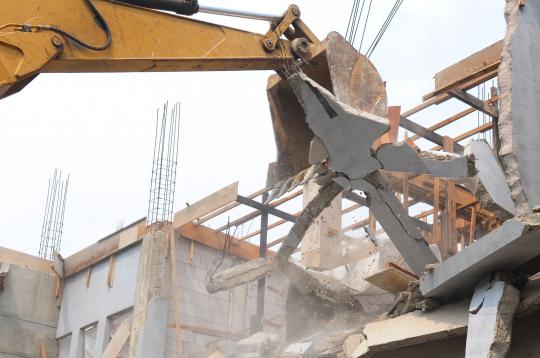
[0,0,387,180]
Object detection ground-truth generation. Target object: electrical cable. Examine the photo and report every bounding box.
[358,0,373,53]
[365,0,404,58]
[6,0,111,51]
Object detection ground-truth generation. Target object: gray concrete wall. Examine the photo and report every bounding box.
[0,264,59,358]
[163,237,287,356]
[57,244,140,358]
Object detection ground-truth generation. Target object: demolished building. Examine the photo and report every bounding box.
[2,0,540,357]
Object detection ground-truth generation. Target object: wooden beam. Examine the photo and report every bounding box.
[433,177,440,247]
[431,122,493,150]
[179,223,274,261]
[410,107,475,141]
[102,320,130,358]
[107,255,115,288]
[449,89,499,118]
[373,106,401,149]
[469,204,477,246]
[443,136,457,258]
[63,218,146,278]
[235,195,297,223]
[425,40,503,100]
[173,182,239,228]
[216,190,301,232]
[196,187,267,225]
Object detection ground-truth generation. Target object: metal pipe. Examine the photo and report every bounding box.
[198,5,283,22]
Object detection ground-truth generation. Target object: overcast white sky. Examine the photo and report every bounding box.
[0,0,506,257]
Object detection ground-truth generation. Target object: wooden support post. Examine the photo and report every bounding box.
[402,175,409,214]
[102,320,131,358]
[85,267,92,288]
[469,205,477,245]
[40,343,47,358]
[373,106,401,149]
[433,177,440,247]
[107,255,116,288]
[443,136,457,258]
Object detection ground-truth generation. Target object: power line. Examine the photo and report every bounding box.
[365,0,404,58]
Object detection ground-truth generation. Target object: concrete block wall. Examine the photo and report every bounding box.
[164,237,287,356]
[0,263,59,358]
[57,244,141,358]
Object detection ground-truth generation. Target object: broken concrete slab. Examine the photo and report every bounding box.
[376,143,471,179]
[351,172,438,274]
[206,257,270,294]
[465,140,515,219]
[288,72,389,180]
[360,299,469,355]
[498,0,540,215]
[420,213,540,300]
[465,276,520,358]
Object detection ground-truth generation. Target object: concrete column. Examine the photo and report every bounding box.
[300,179,343,270]
[128,227,171,358]
[68,328,83,358]
[93,316,110,357]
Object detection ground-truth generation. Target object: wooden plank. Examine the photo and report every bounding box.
[448,89,499,118]
[427,40,503,99]
[443,136,457,258]
[433,177,440,247]
[64,218,146,277]
[101,319,130,358]
[410,107,476,141]
[169,226,182,354]
[179,223,274,261]
[173,182,239,228]
[364,262,418,294]
[118,221,146,250]
[373,106,401,149]
[469,205,477,245]
[431,122,493,151]
[85,267,92,288]
[40,342,47,358]
[196,187,267,225]
[107,255,115,288]
[0,246,52,273]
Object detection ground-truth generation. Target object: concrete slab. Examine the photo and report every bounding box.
[351,172,438,274]
[420,213,540,300]
[465,140,515,218]
[498,0,540,214]
[361,299,469,354]
[288,72,389,180]
[376,143,470,179]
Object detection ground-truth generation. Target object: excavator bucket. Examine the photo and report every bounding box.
[267,32,388,181]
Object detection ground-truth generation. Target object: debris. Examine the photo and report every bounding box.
[207,258,271,294]
[363,262,418,295]
[420,213,540,300]
[465,275,520,357]
[386,281,424,318]
[465,140,515,219]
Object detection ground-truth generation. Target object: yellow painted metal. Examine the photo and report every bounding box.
[0,0,302,98]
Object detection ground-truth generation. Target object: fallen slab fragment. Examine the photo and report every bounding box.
[364,262,418,295]
[288,72,389,180]
[206,257,271,294]
[357,299,469,356]
[465,275,520,358]
[376,143,471,179]
[465,140,515,219]
[420,213,540,300]
[351,172,438,274]
[498,0,540,215]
